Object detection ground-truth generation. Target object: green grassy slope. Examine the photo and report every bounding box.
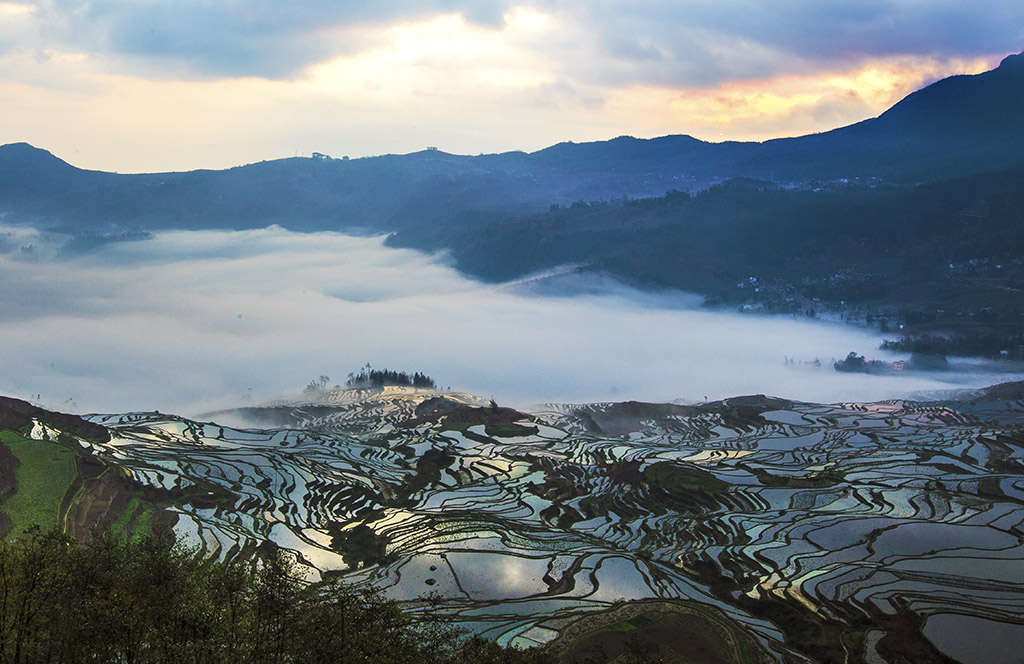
[0,430,78,539]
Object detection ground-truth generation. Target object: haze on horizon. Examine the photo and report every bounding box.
[0,1,1022,172]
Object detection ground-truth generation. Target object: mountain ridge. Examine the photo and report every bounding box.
[1,51,1021,235]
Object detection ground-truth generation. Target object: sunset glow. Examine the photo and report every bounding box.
[0,2,1019,171]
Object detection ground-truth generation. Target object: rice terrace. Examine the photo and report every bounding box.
[3,380,1023,662]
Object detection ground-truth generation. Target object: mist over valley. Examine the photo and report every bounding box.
[6,224,1011,416]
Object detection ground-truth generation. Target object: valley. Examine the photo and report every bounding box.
[2,37,1024,664]
[4,53,1023,358]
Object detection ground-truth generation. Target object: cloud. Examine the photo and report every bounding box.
[17,0,515,79]
[0,225,1017,417]
[6,1,1021,83]
[556,1,1024,89]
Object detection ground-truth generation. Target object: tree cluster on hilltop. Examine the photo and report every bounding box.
[346,366,436,389]
[0,527,550,664]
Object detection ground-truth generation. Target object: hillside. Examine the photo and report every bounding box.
[389,161,1024,329]
[3,384,1024,663]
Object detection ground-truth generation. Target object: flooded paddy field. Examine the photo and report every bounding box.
[38,383,1024,662]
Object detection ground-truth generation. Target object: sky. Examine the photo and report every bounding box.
[2,225,1019,416]
[0,1,1022,173]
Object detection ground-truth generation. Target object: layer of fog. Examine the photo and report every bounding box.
[0,225,1019,417]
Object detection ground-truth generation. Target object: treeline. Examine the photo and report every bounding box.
[881,333,1024,359]
[346,367,436,389]
[0,528,550,664]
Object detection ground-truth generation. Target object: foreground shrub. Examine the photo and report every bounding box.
[0,527,551,664]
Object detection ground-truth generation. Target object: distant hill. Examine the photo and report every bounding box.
[0,52,1022,235]
[387,160,1024,328]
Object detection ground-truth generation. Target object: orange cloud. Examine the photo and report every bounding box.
[603,55,1000,142]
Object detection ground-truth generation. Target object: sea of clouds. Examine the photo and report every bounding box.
[0,225,1019,417]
